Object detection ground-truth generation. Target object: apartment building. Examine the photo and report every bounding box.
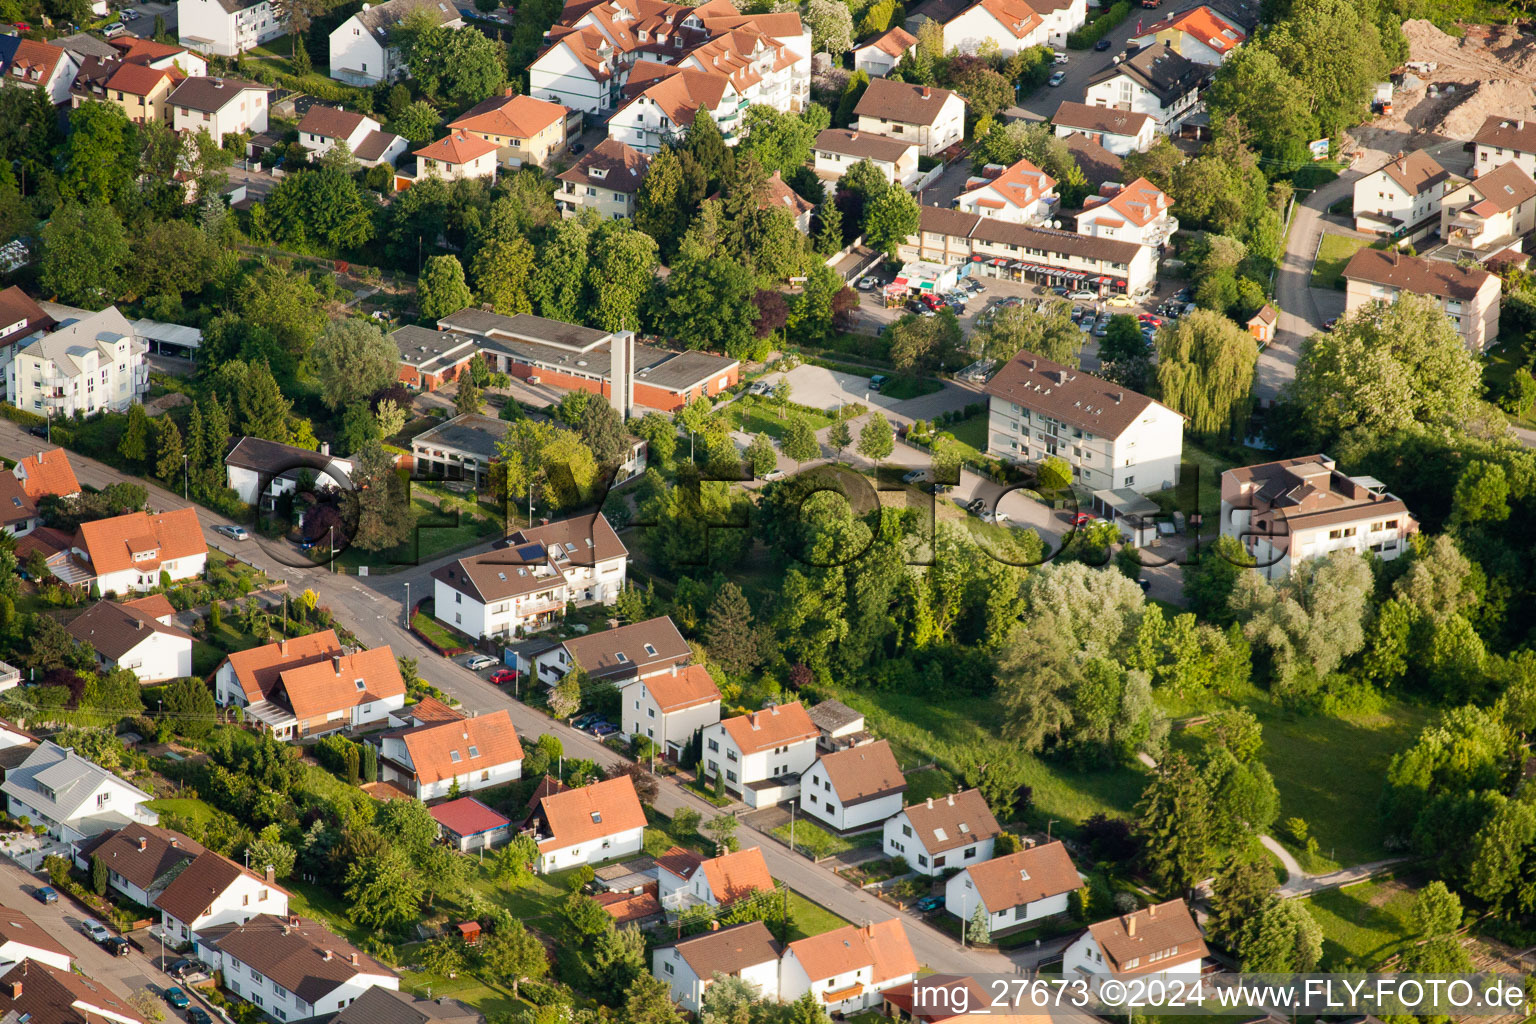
[1083,42,1203,134]
[955,157,1059,225]
[1351,150,1452,237]
[699,701,819,808]
[1051,100,1155,157]
[854,78,966,157]
[449,90,570,168]
[1472,114,1536,178]
[168,76,270,146]
[811,128,919,186]
[1219,454,1419,580]
[556,138,652,219]
[178,0,283,55]
[1439,159,1536,253]
[7,307,148,417]
[328,0,462,85]
[1075,177,1177,248]
[1341,247,1501,353]
[1127,4,1245,65]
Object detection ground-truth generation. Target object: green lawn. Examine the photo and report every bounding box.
[904,766,957,804]
[143,797,218,829]
[880,375,944,400]
[1311,233,1371,290]
[725,404,836,441]
[948,413,987,456]
[785,890,851,940]
[1147,438,1268,536]
[770,819,882,859]
[1481,337,1536,429]
[413,609,469,651]
[192,641,226,677]
[1303,877,1418,968]
[336,496,501,571]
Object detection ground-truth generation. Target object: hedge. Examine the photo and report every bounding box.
[0,403,45,427]
[1066,0,1131,48]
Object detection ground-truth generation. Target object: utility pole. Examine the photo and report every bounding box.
[329,525,335,573]
[1047,819,1057,841]
[182,454,189,500]
[403,581,411,628]
[789,802,795,853]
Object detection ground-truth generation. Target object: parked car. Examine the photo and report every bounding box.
[164,989,190,1010]
[188,1010,212,1024]
[104,938,130,957]
[1048,70,1067,86]
[982,509,1011,526]
[1106,294,1135,307]
[905,299,926,314]
[26,425,46,438]
[914,895,945,912]
[82,920,111,943]
[465,654,496,670]
[1069,512,1097,526]
[1093,323,1109,337]
[571,712,603,730]
[213,524,249,541]
[1137,578,1152,592]
[761,469,786,482]
[165,959,194,978]
[1053,50,1069,63]
[32,886,57,904]
[747,380,773,396]
[1094,37,1112,49]
[1322,317,1338,332]
[104,20,125,33]
[590,722,619,738]
[121,8,138,17]
[869,374,888,391]
[1068,290,1096,302]
[927,483,953,495]
[570,142,585,154]
[901,469,926,484]
[857,276,877,291]
[488,669,516,685]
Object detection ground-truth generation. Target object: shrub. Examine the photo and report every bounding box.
[0,403,46,427]
[1066,0,1131,48]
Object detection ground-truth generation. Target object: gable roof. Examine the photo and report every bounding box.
[1342,247,1494,300]
[983,346,1167,440]
[533,774,646,852]
[72,823,203,891]
[814,127,918,163]
[224,435,348,478]
[199,915,393,1002]
[0,474,34,529]
[898,789,1001,854]
[636,664,720,713]
[122,593,177,621]
[354,129,405,162]
[75,508,206,579]
[655,845,704,881]
[661,920,781,978]
[449,92,567,138]
[0,741,153,827]
[16,449,80,500]
[400,709,524,784]
[154,849,283,926]
[1086,42,1202,106]
[274,646,405,720]
[430,797,512,837]
[110,36,197,65]
[19,307,137,378]
[104,60,174,96]
[1085,898,1207,973]
[0,905,72,961]
[0,286,53,342]
[432,512,626,604]
[971,0,1043,39]
[963,841,1080,913]
[332,988,483,1024]
[1454,158,1536,216]
[0,958,147,1024]
[559,615,689,680]
[298,104,371,140]
[560,139,650,193]
[815,739,906,805]
[1143,4,1244,53]
[858,25,917,56]
[351,0,461,33]
[698,846,774,904]
[1367,149,1450,197]
[786,920,918,986]
[166,76,266,112]
[414,130,500,164]
[718,701,819,755]
[1080,176,1171,227]
[1473,114,1536,154]
[963,156,1056,211]
[761,170,816,217]
[1061,132,1123,185]
[9,40,69,85]
[919,204,1143,266]
[220,630,344,704]
[65,600,194,660]
[855,77,962,126]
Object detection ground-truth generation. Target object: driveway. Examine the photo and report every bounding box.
[120,0,175,36]
[753,364,983,428]
[1012,9,1158,120]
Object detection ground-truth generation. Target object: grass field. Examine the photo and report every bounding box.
[337,496,501,571]
[948,414,987,456]
[413,609,469,650]
[1481,337,1536,429]
[1147,439,1267,535]
[143,798,218,829]
[785,890,851,940]
[904,766,957,803]
[725,403,837,440]
[881,375,944,400]
[771,819,883,858]
[1304,877,1418,968]
[1311,233,1371,290]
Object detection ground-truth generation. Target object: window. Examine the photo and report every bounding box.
[902,824,912,837]
[455,592,462,604]
[918,854,928,867]
[243,894,250,905]
[726,749,738,762]
[934,855,947,868]
[726,769,737,783]
[450,750,462,762]
[964,847,977,858]
[707,739,719,752]
[647,708,655,719]
[468,745,480,758]
[643,643,657,656]
[663,961,674,975]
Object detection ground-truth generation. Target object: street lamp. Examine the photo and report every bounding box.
[182,454,189,501]
[403,581,410,628]
[329,524,335,573]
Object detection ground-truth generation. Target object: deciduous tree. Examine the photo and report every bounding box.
[418,254,473,322]
[310,318,398,411]
[1155,309,1258,438]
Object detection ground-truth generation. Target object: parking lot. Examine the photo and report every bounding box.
[115,0,176,36]
[751,363,981,427]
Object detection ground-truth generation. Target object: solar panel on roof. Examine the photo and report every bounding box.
[516,543,545,560]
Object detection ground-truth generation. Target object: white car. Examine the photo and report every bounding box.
[1053,51,1069,63]
[761,469,786,482]
[82,921,111,943]
[213,524,249,541]
[747,381,773,396]
[465,655,496,671]
[104,20,126,33]
[982,510,1011,526]
[901,469,927,484]
[1068,290,1097,302]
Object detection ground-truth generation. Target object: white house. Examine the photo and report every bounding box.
[807,700,870,751]
[410,131,500,183]
[619,664,720,761]
[213,629,343,710]
[531,615,690,688]
[1052,100,1156,157]
[983,349,1184,495]
[0,474,36,538]
[1126,5,1245,66]
[1440,159,1536,253]
[178,0,283,55]
[526,774,647,872]
[6,40,80,105]
[1352,150,1452,236]
[168,77,270,145]
[853,26,917,77]
[655,845,774,914]
[2,741,158,842]
[431,513,629,640]
[955,157,1059,225]
[1076,177,1178,248]
[1472,114,1536,179]
[72,508,208,597]
[700,702,820,808]
[155,850,290,944]
[653,921,782,1015]
[253,646,407,740]
[933,0,1047,54]
[6,306,148,417]
[854,78,966,158]
[224,436,354,508]
[944,840,1081,934]
[65,598,195,683]
[1082,43,1203,135]
[0,959,148,1024]
[0,906,72,971]
[195,914,398,1020]
[328,0,462,85]
[799,739,906,833]
[14,448,80,504]
[780,921,919,1013]
[1063,899,1207,982]
[377,709,524,801]
[295,105,407,167]
[883,790,1000,877]
[73,822,202,909]
[812,128,920,187]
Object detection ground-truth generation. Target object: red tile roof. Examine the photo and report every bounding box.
[640,664,720,713]
[449,92,567,139]
[414,131,499,165]
[860,25,917,57]
[75,508,206,578]
[1086,898,1207,973]
[534,774,646,853]
[400,709,523,784]
[787,920,918,986]
[718,701,818,755]
[699,846,773,904]
[430,796,512,837]
[274,646,404,720]
[962,840,1080,913]
[122,593,177,621]
[15,449,79,501]
[105,60,173,96]
[221,630,344,703]
[9,39,68,86]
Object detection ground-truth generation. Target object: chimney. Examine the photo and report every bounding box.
[320,442,330,457]
[289,915,300,927]
[333,655,343,675]
[504,86,515,96]
[1148,903,1157,916]
[8,981,20,1000]
[921,86,930,98]
[1126,914,1136,937]
[170,838,178,847]
[1109,391,1122,403]
[946,793,955,806]
[265,864,275,883]
[925,797,933,809]
[138,837,147,852]
[323,950,333,962]
[279,639,287,655]
[748,712,758,729]
[672,664,678,675]
[350,953,359,965]
[708,920,720,931]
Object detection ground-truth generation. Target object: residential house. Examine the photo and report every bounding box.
[1472,114,1536,179]
[1440,159,1536,253]
[2,740,157,842]
[531,614,688,687]
[177,0,283,55]
[1341,247,1501,352]
[556,137,652,218]
[194,914,399,1019]
[332,987,482,1024]
[169,76,269,145]
[0,287,55,400]
[109,36,208,75]
[1051,100,1155,156]
[929,0,1047,54]
[1247,304,1277,346]
[655,845,774,914]
[653,921,781,1015]
[72,822,201,908]
[409,412,511,487]
[328,0,463,85]
[806,699,870,752]
[14,449,80,503]
[779,921,919,1012]
[0,475,35,537]
[70,508,206,596]
[0,717,35,765]
[56,33,122,65]
[853,26,917,77]
[65,599,194,682]
[883,790,1000,876]
[1076,177,1177,248]
[606,63,743,155]
[296,105,406,167]
[224,436,354,508]
[6,307,149,418]
[1352,150,1453,237]
[906,0,1084,48]
[716,170,814,234]
[1062,899,1207,981]
[943,840,1080,933]
[155,850,290,944]
[619,663,720,760]
[812,128,919,186]
[983,348,1184,493]
[525,774,647,872]
[6,40,79,105]
[906,206,1158,299]
[70,59,180,124]
[1062,132,1124,187]
[0,958,148,1024]
[214,630,344,711]
[954,158,1059,225]
[1082,42,1203,134]
[378,709,524,801]
[699,701,819,807]
[245,646,407,739]
[799,739,905,833]
[448,90,570,168]
[408,131,500,184]
[391,326,481,390]
[854,79,966,157]
[1127,5,1245,65]
[433,512,630,640]
[0,906,72,971]
[430,797,513,851]
[1219,454,1419,580]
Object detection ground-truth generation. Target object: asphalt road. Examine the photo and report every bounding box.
[1012,8,1159,121]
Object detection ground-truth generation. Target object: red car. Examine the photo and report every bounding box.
[488,668,516,685]
[1069,512,1097,526]
[1137,314,1163,326]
